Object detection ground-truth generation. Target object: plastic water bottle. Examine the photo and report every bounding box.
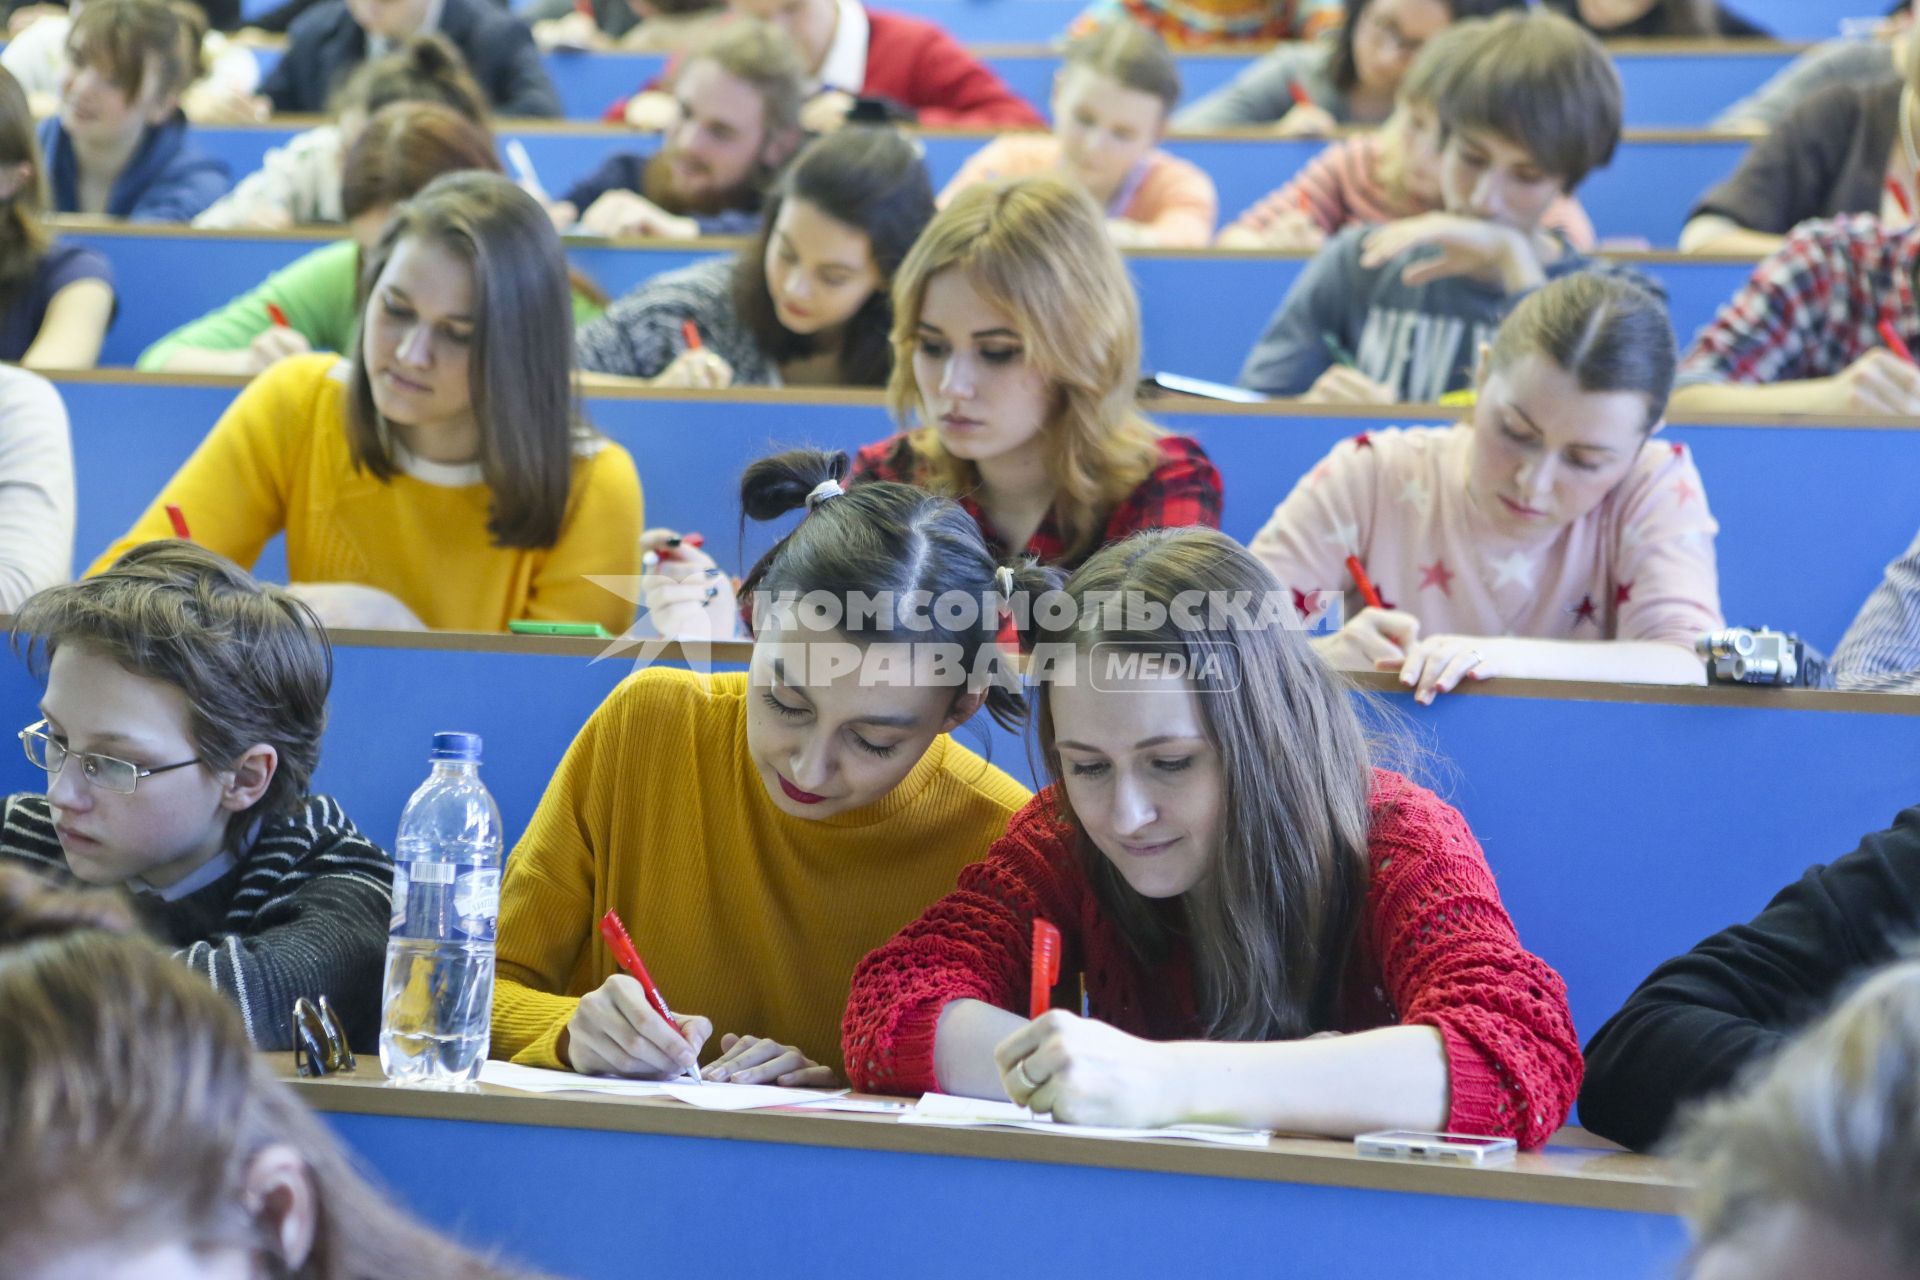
[378,732,503,1089]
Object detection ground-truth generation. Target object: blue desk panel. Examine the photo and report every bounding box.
[73,226,1754,381]
[168,124,1750,250]
[250,44,1797,126]
[321,1110,1689,1280]
[54,376,1904,651]
[1,622,1912,1042]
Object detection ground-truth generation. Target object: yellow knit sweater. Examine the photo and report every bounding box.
[92,354,644,634]
[491,668,1032,1076]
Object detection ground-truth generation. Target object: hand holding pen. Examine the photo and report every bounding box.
[561,911,712,1080]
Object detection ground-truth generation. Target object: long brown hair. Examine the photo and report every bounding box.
[886,176,1164,566]
[0,866,550,1280]
[0,66,49,310]
[346,170,590,549]
[1028,527,1374,1039]
[339,100,501,222]
[732,126,934,386]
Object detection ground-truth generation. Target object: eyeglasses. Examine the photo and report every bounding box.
[292,995,356,1078]
[18,720,203,796]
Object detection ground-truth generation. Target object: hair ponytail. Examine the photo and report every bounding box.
[734,448,1032,734]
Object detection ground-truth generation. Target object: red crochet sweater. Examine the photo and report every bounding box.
[610,8,1043,128]
[843,770,1582,1148]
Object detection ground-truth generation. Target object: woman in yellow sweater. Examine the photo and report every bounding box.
[492,447,1037,1085]
[92,171,642,635]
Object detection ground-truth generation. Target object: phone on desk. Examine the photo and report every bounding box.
[1354,1130,1516,1166]
[1137,372,1272,403]
[509,620,612,638]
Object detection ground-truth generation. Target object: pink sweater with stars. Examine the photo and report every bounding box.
[1249,424,1723,644]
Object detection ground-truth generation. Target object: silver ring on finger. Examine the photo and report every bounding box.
[1010,1059,1038,1094]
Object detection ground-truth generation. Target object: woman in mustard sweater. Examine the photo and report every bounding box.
[491,447,1037,1086]
[94,171,642,635]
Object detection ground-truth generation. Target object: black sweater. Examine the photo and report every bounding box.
[0,792,394,1051]
[1580,805,1920,1151]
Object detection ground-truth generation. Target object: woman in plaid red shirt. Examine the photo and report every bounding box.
[851,175,1222,572]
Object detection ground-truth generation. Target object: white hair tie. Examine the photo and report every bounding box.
[805,478,845,512]
[995,565,1016,598]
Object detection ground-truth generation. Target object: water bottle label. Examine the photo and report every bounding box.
[454,868,501,942]
[388,863,409,932]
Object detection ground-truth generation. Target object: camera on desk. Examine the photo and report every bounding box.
[1696,627,1830,688]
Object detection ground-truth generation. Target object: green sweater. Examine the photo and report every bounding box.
[138,239,607,370]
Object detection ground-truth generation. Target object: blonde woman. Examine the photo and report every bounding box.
[850,175,1221,571]
[0,867,554,1280]
[1671,958,1920,1280]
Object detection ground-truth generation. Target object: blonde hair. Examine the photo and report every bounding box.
[1673,957,1920,1273]
[885,176,1164,566]
[0,866,549,1280]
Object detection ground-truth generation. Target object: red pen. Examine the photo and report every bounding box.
[1030,918,1062,1019]
[1288,81,1314,110]
[1879,318,1917,366]
[1889,178,1914,220]
[165,504,191,540]
[598,910,702,1084]
[1345,554,1387,610]
[681,319,702,352]
[265,302,290,328]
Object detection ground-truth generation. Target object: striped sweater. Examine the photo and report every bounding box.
[0,793,393,1051]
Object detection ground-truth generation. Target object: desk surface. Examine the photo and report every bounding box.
[282,1059,1685,1217]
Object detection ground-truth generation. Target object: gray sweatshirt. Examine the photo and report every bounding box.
[1237,225,1665,401]
[1713,38,1898,131]
[1172,40,1350,131]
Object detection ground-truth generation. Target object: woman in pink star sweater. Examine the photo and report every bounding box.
[844,525,1582,1146]
[1250,271,1724,703]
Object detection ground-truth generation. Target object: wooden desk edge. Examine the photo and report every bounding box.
[285,1067,1686,1216]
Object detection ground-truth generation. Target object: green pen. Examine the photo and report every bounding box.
[508,620,612,638]
[1321,332,1359,369]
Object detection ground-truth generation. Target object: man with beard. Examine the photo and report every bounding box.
[548,21,803,239]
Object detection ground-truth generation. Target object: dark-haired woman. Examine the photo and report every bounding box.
[95,171,642,635]
[491,447,1035,1087]
[1173,0,1524,134]
[575,125,934,389]
[845,525,1582,1146]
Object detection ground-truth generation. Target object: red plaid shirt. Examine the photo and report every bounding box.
[1679,215,1920,386]
[849,433,1223,569]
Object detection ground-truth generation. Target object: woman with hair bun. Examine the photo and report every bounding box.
[493,446,1036,1086]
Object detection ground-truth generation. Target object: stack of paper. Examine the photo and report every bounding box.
[477,1061,848,1111]
[901,1092,1272,1147]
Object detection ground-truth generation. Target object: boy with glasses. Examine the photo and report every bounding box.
[0,540,392,1049]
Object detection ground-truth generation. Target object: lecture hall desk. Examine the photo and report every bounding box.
[167,123,1753,250]
[282,1060,1691,1280]
[61,223,1760,379]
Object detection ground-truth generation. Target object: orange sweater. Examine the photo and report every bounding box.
[491,668,1031,1076]
[92,354,643,634]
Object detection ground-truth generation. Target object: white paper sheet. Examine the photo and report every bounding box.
[900,1092,1272,1147]
[478,1061,848,1111]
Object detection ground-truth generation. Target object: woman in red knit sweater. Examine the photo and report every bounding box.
[843,526,1583,1146]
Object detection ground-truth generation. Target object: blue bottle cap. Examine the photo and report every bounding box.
[430,731,483,762]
